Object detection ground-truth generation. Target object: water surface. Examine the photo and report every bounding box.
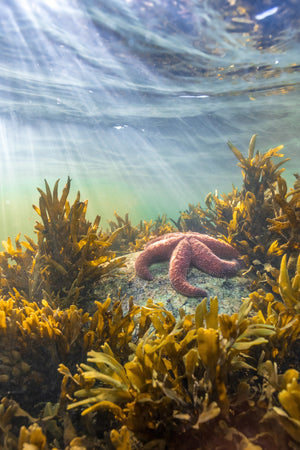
[0,0,299,241]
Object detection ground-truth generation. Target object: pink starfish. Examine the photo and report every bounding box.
[135,232,240,297]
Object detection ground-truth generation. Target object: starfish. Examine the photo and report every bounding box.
[135,232,240,297]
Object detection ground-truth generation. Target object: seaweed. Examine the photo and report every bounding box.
[0,282,299,448]
[0,178,125,307]
[0,292,89,412]
[249,253,300,367]
[108,211,176,254]
[64,297,279,447]
[177,136,299,293]
[0,286,143,418]
[0,288,143,448]
[267,175,300,254]
[0,138,299,448]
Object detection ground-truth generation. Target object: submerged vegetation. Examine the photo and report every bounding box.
[0,136,300,448]
[108,211,176,254]
[177,135,300,292]
[0,177,125,307]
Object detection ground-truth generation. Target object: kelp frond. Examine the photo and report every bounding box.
[65,297,275,444]
[0,178,126,306]
[176,136,299,293]
[227,135,288,200]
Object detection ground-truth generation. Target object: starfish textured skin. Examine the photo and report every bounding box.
[135,232,240,297]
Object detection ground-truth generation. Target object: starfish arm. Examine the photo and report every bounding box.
[136,232,240,297]
[135,236,183,280]
[144,232,183,248]
[169,239,208,298]
[189,238,240,277]
[192,234,239,260]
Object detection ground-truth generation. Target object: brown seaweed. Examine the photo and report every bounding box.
[0,178,126,307]
[177,136,299,293]
[108,211,176,254]
[0,141,299,448]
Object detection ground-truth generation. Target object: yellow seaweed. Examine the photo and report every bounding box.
[0,138,300,448]
[0,178,126,306]
[110,426,131,450]
[279,253,300,308]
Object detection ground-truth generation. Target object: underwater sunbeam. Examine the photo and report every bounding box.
[1,0,300,447]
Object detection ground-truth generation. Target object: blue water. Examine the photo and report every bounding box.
[0,0,299,241]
